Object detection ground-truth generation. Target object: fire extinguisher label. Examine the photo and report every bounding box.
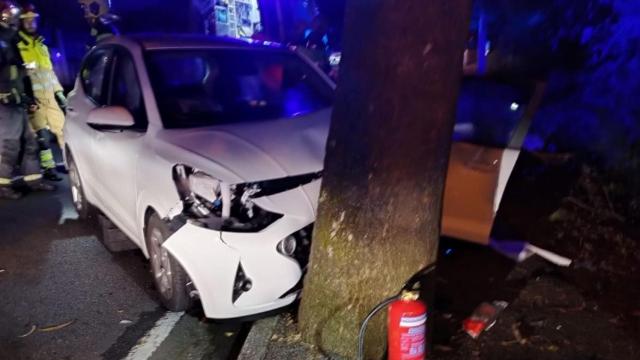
[400,326,425,357]
[399,314,427,327]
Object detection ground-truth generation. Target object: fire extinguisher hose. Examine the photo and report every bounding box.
[357,295,399,360]
[356,264,436,360]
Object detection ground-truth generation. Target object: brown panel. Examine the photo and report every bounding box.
[441,142,503,245]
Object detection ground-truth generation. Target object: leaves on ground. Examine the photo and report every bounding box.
[38,320,75,333]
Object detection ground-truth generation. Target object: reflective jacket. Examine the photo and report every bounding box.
[0,27,34,106]
[17,31,63,94]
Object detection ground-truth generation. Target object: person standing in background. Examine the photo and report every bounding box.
[18,3,66,181]
[0,0,55,199]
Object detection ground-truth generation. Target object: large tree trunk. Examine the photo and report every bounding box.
[298,0,471,358]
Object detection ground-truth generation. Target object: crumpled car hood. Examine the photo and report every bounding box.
[160,109,331,183]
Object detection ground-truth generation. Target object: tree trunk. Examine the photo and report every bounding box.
[298,0,471,358]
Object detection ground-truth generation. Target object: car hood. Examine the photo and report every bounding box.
[158,109,331,183]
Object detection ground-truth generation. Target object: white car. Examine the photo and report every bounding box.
[66,34,544,320]
[65,35,334,319]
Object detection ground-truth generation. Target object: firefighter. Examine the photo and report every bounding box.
[0,0,55,199]
[18,3,65,181]
[78,0,119,48]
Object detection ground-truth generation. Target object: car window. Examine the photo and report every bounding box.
[145,48,333,129]
[109,49,148,130]
[454,77,533,149]
[81,48,113,105]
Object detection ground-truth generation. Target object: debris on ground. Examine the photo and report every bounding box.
[18,319,76,338]
[18,325,37,338]
[462,301,508,339]
[119,319,133,325]
[38,320,75,333]
[262,314,329,360]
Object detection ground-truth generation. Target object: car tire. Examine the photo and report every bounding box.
[145,214,192,312]
[67,152,95,220]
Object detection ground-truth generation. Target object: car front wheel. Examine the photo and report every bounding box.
[145,214,192,312]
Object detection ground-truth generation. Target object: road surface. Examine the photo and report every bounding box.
[0,177,248,360]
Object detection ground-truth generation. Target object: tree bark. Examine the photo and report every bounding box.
[298,0,471,358]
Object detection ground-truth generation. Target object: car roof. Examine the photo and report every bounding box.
[114,33,284,51]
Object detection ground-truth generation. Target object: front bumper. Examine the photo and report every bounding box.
[162,215,312,319]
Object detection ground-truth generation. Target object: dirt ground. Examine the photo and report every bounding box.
[259,153,640,359]
[432,153,640,360]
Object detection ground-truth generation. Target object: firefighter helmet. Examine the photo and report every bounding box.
[19,3,38,19]
[78,0,109,20]
[0,0,20,28]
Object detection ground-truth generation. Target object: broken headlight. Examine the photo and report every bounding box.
[171,164,285,232]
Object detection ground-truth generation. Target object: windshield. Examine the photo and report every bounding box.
[146,48,334,129]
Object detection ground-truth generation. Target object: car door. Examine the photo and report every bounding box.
[441,78,541,245]
[66,47,115,207]
[89,46,149,240]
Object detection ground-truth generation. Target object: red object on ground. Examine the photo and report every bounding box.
[388,293,427,360]
[462,301,509,339]
[462,317,488,338]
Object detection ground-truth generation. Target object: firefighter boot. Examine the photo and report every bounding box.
[0,185,22,200]
[35,129,61,182]
[43,168,62,182]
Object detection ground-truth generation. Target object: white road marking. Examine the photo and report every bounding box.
[58,195,79,225]
[123,311,184,360]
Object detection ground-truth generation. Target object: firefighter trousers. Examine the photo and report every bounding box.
[29,90,65,169]
[0,105,42,186]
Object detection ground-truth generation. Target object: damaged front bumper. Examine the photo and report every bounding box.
[162,212,313,319]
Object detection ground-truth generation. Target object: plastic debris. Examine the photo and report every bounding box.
[490,240,572,267]
[119,320,133,325]
[463,301,508,339]
[38,320,75,333]
[0,269,5,273]
[18,325,37,338]
[511,322,527,345]
[224,331,234,337]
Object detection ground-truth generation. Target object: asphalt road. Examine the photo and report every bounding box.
[0,177,248,360]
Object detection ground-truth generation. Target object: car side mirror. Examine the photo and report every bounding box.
[87,106,135,128]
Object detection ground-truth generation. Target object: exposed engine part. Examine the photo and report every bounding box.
[172,165,211,218]
[189,171,221,203]
[171,164,308,233]
[171,164,321,233]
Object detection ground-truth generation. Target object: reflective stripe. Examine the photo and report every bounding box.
[9,65,18,80]
[0,178,12,185]
[23,174,43,182]
[30,70,62,92]
[32,82,59,91]
[40,149,56,169]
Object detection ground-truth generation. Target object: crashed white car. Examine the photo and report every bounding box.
[65,35,333,318]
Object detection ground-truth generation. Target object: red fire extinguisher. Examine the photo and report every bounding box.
[357,266,434,360]
[388,291,427,360]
